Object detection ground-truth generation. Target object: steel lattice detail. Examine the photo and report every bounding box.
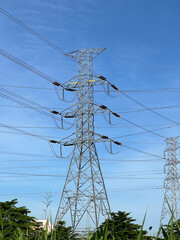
[160,136,180,226]
[55,49,111,233]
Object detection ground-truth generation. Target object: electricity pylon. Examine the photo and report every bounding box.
[160,136,180,226]
[49,48,121,234]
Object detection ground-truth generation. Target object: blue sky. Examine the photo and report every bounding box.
[0,0,180,235]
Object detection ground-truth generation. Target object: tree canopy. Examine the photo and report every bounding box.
[53,220,79,240]
[0,199,38,239]
[96,211,147,239]
[162,219,180,239]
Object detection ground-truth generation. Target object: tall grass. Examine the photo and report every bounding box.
[0,220,178,240]
[0,204,179,240]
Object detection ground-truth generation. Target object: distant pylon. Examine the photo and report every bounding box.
[54,49,111,234]
[160,136,180,226]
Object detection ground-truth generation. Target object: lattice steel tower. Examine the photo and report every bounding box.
[160,136,180,226]
[54,48,112,233]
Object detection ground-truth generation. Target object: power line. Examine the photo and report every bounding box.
[1,84,180,93]
[0,150,161,160]
[0,123,176,129]
[0,186,162,196]
[0,178,62,183]
[0,169,167,176]
[0,171,66,177]
[0,173,165,178]
[0,159,65,162]
[0,87,73,126]
[0,192,59,197]
[0,130,62,139]
[1,86,178,137]
[95,102,175,139]
[0,165,65,169]
[0,125,59,128]
[0,49,179,141]
[105,172,165,177]
[119,105,180,114]
[0,166,166,173]
[0,8,66,55]
[0,171,164,179]
[121,117,166,139]
[106,177,163,179]
[109,186,162,192]
[0,122,48,141]
[1,8,179,129]
[1,102,179,115]
[0,151,56,158]
[1,46,178,131]
[0,84,56,91]
[122,144,163,159]
[0,158,164,163]
[0,87,50,111]
[0,188,162,196]
[0,130,165,144]
[120,91,180,125]
[113,124,180,139]
[0,48,63,87]
[105,170,165,174]
[0,117,165,161]
[101,159,164,163]
[0,177,164,183]
[0,9,172,226]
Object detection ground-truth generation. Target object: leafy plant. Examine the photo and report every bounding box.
[0,198,180,239]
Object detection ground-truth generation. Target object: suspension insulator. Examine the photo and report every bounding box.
[112,112,120,118]
[110,84,119,91]
[101,135,109,139]
[60,145,62,158]
[110,141,112,153]
[53,81,61,86]
[113,141,122,146]
[98,75,106,80]
[51,110,59,115]
[49,140,58,144]
[107,83,110,94]
[62,89,65,100]
[99,105,107,110]
[109,112,111,124]
[61,116,63,129]
[66,87,76,92]
[64,141,75,146]
[64,113,75,118]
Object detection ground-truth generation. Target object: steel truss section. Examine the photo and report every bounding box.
[160,136,180,226]
[55,48,111,232]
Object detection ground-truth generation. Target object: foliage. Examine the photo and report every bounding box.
[0,199,39,240]
[87,222,111,240]
[96,211,147,239]
[0,199,180,239]
[172,220,180,237]
[159,198,180,240]
[52,220,79,240]
[161,218,180,240]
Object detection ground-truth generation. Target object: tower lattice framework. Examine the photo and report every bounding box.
[160,136,180,226]
[55,49,111,232]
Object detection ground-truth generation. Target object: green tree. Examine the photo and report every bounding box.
[162,219,180,239]
[173,220,180,237]
[97,211,147,239]
[0,199,39,239]
[53,220,79,240]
